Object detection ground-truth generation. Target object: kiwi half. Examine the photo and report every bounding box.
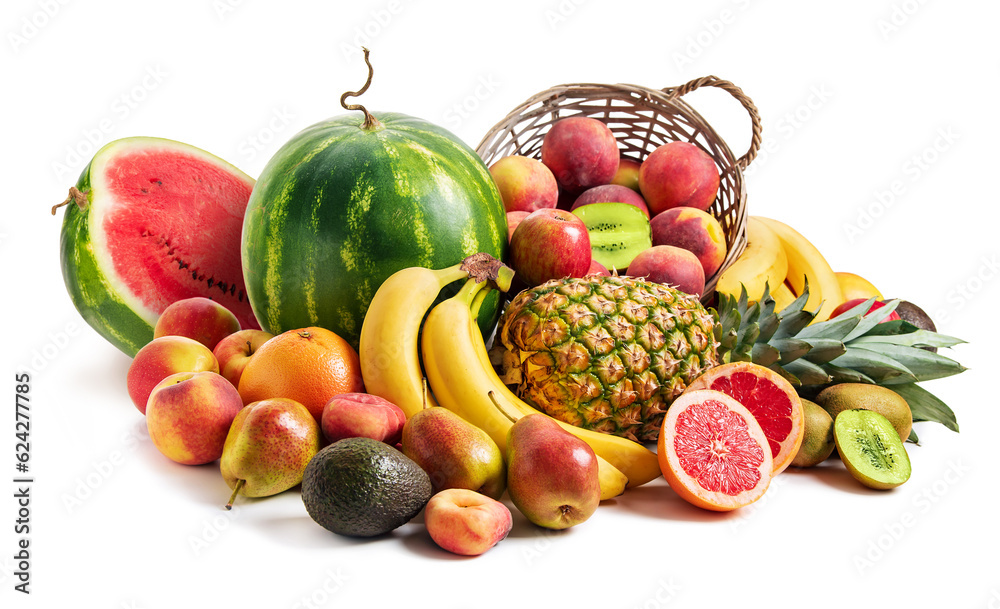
[572,202,652,271]
[834,409,911,490]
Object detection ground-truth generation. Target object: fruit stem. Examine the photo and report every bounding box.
[225,479,245,510]
[340,46,382,131]
[51,186,89,216]
[460,253,515,292]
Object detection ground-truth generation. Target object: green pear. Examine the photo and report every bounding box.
[221,397,321,509]
[401,407,506,500]
[506,413,600,529]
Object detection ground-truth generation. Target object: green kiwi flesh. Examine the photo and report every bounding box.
[572,202,652,271]
[834,409,911,489]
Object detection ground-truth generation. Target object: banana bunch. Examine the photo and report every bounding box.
[358,259,473,417]
[359,255,661,498]
[715,216,843,322]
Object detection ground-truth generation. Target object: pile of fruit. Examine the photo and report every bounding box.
[54,52,966,557]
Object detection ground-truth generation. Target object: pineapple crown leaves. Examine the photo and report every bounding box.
[712,281,968,434]
[715,281,966,382]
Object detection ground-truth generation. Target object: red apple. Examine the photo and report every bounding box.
[829,298,902,322]
[489,155,559,213]
[213,329,275,388]
[570,184,650,219]
[153,297,242,351]
[541,117,619,195]
[509,208,592,288]
[424,488,513,556]
[321,393,407,445]
[146,371,244,465]
[127,336,219,414]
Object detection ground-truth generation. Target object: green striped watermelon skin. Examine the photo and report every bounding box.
[241,111,507,349]
[60,163,153,356]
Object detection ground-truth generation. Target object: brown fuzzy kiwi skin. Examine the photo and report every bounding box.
[790,399,835,468]
[816,383,912,443]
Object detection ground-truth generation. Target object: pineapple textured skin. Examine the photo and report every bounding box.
[496,276,720,442]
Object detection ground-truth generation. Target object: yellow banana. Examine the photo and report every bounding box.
[754,216,843,323]
[715,216,788,301]
[596,454,629,500]
[358,262,470,418]
[420,277,663,488]
[771,282,797,312]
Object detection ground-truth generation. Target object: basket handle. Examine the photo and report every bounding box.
[663,76,762,170]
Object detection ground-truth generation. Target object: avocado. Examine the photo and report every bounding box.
[301,437,432,537]
[890,299,938,353]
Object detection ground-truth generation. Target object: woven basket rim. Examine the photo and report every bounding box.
[475,76,761,302]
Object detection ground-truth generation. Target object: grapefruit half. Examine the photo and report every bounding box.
[657,390,772,511]
[686,362,805,475]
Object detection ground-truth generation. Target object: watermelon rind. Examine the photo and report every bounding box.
[241,111,507,350]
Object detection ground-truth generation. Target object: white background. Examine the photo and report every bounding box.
[3,0,998,607]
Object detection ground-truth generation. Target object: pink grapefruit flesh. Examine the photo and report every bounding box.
[658,390,772,511]
[686,362,804,475]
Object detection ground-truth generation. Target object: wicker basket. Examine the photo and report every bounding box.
[476,75,761,302]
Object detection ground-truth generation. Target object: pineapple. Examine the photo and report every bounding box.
[494,276,966,443]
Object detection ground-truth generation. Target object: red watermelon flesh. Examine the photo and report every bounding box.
[102,149,256,326]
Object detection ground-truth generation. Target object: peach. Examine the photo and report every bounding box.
[127,336,219,414]
[213,329,275,388]
[611,156,642,192]
[836,272,884,302]
[570,184,650,219]
[541,116,619,195]
[586,258,611,276]
[505,211,530,243]
[627,245,705,297]
[489,155,559,213]
[638,141,720,215]
[154,297,242,351]
[321,393,407,445]
[650,207,727,277]
[145,371,244,465]
[424,488,513,556]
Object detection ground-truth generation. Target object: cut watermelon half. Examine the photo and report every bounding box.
[686,361,805,475]
[57,137,260,356]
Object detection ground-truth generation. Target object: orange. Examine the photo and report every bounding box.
[686,361,805,475]
[657,390,772,511]
[237,327,364,421]
[835,271,883,302]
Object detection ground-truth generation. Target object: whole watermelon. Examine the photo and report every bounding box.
[241,111,507,349]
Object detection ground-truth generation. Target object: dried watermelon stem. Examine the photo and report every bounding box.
[51,186,89,216]
[340,46,382,131]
